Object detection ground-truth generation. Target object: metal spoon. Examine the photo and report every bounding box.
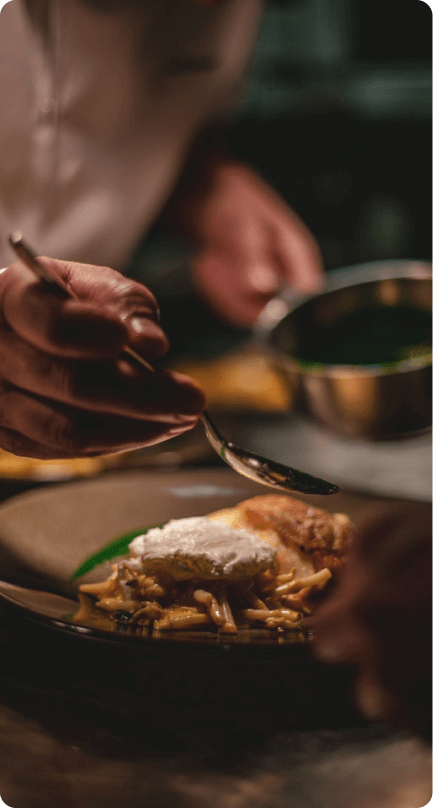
[9,233,339,495]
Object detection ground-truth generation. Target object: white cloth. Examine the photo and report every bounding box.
[0,0,262,270]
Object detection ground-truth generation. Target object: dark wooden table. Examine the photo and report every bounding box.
[0,646,430,808]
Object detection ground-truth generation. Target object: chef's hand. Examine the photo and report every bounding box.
[312,503,432,741]
[190,161,324,327]
[0,258,205,458]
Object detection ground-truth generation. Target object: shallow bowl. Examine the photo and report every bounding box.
[258,261,432,439]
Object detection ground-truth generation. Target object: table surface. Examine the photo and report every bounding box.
[0,663,431,808]
[0,473,431,808]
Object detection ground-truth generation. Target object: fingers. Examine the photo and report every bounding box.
[0,422,193,459]
[31,257,160,320]
[0,426,89,459]
[270,207,324,294]
[311,513,433,737]
[313,586,430,734]
[193,212,324,328]
[0,386,197,458]
[311,584,396,723]
[0,257,206,458]
[0,259,169,360]
[0,327,205,421]
[235,220,280,297]
[193,247,277,328]
[224,166,324,295]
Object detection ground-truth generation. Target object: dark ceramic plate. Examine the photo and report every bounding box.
[0,468,396,728]
[0,467,394,641]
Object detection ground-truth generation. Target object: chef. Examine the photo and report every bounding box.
[0,0,323,458]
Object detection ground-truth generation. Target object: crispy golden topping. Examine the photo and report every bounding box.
[238,495,353,575]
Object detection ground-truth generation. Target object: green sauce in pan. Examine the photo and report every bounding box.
[293,304,432,367]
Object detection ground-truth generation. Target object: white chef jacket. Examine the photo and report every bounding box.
[0,0,262,270]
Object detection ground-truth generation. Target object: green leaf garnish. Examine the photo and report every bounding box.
[69,524,163,582]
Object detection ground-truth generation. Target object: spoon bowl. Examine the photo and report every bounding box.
[201,410,339,495]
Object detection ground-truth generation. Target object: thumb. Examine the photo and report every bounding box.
[245,263,281,296]
[236,223,280,297]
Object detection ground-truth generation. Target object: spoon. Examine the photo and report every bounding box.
[9,233,339,495]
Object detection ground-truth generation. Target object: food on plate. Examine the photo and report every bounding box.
[77,494,353,634]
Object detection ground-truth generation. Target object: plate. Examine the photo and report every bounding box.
[0,467,402,639]
[0,468,400,729]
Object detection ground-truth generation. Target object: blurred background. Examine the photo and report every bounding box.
[126,0,432,362]
[235,0,431,271]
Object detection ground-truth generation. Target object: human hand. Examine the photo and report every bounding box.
[189,161,324,327]
[312,503,432,740]
[0,258,205,458]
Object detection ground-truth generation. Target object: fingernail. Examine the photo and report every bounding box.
[129,316,164,338]
[168,423,196,436]
[174,413,200,423]
[248,266,279,295]
[170,371,203,387]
